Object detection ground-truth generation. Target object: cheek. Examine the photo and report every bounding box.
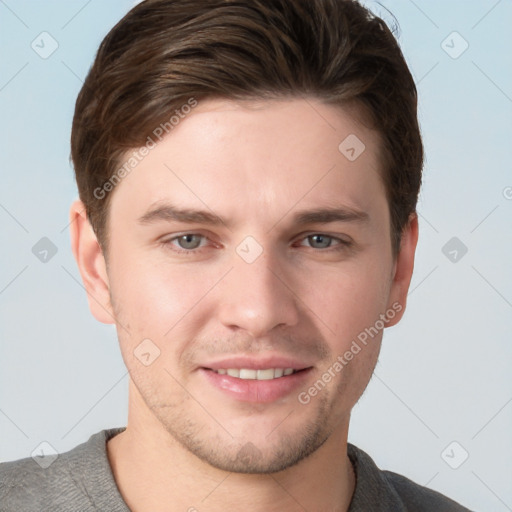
[297,257,392,344]
[107,250,226,352]
[110,256,182,320]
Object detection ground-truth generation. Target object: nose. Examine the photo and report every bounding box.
[215,249,300,338]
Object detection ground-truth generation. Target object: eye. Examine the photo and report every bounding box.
[302,234,341,249]
[306,234,332,249]
[159,232,220,256]
[171,234,206,250]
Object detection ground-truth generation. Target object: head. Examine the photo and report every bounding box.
[70,0,422,473]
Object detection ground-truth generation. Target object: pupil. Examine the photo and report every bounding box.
[312,235,330,248]
[180,234,199,249]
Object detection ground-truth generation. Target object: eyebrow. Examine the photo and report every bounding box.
[291,207,370,225]
[138,203,224,226]
[137,202,370,228]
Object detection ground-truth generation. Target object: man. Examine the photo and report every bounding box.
[0,0,473,510]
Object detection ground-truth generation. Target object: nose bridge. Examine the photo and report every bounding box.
[216,245,300,336]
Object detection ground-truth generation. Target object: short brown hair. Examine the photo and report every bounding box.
[71,0,422,258]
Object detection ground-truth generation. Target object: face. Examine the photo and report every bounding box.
[91,98,411,473]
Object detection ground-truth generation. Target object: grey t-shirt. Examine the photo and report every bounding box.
[0,428,473,511]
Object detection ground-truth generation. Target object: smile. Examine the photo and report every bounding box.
[201,365,312,403]
[213,368,296,380]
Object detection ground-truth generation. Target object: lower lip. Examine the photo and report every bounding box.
[200,368,313,403]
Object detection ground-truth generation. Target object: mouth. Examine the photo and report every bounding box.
[199,360,313,403]
[210,367,300,380]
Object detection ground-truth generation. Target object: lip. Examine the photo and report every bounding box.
[202,356,312,372]
[199,356,314,403]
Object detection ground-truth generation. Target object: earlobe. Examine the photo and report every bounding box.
[385,213,419,328]
[69,199,115,324]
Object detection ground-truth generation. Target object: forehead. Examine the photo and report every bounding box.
[109,97,387,229]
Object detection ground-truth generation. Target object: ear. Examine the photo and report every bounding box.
[385,213,419,327]
[69,199,115,324]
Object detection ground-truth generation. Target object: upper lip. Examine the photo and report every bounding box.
[201,355,314,371]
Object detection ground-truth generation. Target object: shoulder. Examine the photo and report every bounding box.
[347,443,474,512]
[0,428,126,512]
[0,448,88,511]
[381,469,473,511]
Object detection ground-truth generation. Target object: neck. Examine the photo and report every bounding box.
[107,385,356,512]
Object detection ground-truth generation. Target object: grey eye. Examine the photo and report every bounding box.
[307,234,333,249]
[176,234,203,249]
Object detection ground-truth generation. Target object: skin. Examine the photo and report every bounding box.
[70,97,418,512]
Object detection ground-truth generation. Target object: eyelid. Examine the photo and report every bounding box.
[160,232,217,253]
[295,232,352,246]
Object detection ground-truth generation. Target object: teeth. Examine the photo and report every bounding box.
[214,368,296,380]
[240,369,256,379]
[256,369,275,380]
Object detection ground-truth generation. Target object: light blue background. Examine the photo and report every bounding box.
[1,1,511,510]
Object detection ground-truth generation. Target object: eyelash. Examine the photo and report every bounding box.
[160,233,352,254]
